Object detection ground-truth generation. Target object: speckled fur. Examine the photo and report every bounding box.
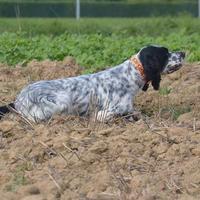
[15,60,145,122]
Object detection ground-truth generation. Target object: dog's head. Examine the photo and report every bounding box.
[138,45,185,91]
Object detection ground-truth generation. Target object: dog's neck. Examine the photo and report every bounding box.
[130,54,146,80]
[130,54,150,91]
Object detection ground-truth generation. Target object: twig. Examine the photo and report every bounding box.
[63,143,81,160]
[143,117,178,144]
[0,100,35,129]
[107,161,131,194]
[38,140,69,164]
[47,171,62,193]
[39,141,57,156]
[193,117,196,132]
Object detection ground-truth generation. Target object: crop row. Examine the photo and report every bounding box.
[0,32,199,73]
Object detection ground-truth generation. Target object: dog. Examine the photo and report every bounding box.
[0,45,185,123]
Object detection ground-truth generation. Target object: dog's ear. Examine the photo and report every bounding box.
[142,82,150,91]
[151,74,161,90]
[139,46,169,90]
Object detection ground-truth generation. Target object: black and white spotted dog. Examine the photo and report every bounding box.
[0,45,185,123]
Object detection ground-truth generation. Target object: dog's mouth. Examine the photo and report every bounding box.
[166,63,183,74]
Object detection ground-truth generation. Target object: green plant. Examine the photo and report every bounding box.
[159,87,171,96]
[5,164,30,192]
[160,105,191,121]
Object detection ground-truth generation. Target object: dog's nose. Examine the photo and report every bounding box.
[180,52,185,58]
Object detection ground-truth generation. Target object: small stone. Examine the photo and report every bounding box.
[153,143,168,154]
[26,186,40,195]
[191,146,200,156]
[98,128,114,136]
[89,141,108,154]
[0,120,16,133]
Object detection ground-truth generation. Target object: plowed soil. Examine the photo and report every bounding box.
[0,59,200,200]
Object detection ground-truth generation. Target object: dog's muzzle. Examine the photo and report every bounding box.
[163,51,185,74]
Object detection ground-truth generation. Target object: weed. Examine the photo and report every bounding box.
[160,105,191,121]
[4,164,30,192]
[159,87,172,96]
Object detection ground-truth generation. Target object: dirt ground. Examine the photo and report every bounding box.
[0,59,200,200]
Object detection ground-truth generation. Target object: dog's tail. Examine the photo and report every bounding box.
[0,103,15,120]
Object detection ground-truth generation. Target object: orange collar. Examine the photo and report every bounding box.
[130,56,146,80]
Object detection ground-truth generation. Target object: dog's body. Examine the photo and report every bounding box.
[0,45,185,122]
[14,60,144,122]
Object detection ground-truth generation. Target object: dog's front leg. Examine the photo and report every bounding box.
[96,103,133,122]
[96,110,114,122]
[96,104,142,122]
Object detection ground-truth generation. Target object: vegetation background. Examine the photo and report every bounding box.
[0,1,199,72]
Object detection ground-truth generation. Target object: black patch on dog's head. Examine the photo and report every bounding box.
[139,45,169,90]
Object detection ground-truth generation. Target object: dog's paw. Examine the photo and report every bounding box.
[124,111,142,122]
